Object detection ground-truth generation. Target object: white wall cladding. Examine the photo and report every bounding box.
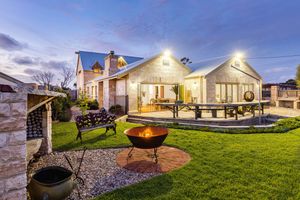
[127,55,190,112]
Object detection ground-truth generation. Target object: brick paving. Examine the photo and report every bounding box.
[116,146,191,173]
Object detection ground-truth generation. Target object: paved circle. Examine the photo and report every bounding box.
[116,146,191,173]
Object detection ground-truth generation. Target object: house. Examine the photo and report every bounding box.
[75,50,143,98]
[76,51,263,113]
[184,57,262,104]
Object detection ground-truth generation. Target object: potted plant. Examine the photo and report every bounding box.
[170,85,182,103]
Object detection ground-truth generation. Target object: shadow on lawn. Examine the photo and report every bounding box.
[55,131,117,151]
[98,174,174,200]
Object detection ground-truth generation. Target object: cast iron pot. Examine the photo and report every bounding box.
[27,166,75,200]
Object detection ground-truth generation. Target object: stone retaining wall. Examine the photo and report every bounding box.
[0,92,27,200]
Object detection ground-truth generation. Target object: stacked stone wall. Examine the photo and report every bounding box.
[0,92,27,200]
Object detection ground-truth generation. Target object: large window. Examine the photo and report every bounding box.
[216,83,238,103]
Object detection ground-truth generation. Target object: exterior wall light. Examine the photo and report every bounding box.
[164,49,171,57]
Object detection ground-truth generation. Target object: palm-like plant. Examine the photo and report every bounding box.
[170,85,179,100]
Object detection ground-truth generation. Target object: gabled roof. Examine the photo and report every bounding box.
[185,56,262,80]
[77,51,143,71]
[91,53,191,82]
[92,54,159,82]
[185,56,230,78]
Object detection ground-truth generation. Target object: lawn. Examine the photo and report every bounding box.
[53,122,300,200]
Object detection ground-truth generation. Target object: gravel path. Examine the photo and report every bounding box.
[27,148,160,199]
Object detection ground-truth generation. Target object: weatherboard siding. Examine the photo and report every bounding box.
[127,55,190,113]
[205,59,261,103]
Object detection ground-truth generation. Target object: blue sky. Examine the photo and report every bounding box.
[0,0,299,85]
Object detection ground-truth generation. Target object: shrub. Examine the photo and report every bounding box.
[77,94,89,115]
[58,108,72,122]
[109,104,123,115]
[88,100,99,110]
[52,89,72,122]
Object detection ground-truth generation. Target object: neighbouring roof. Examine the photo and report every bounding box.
[0,72,24,85]
[185,56,231,78]
[77,51,143,71]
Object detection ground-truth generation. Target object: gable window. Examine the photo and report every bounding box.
[162,58,170,66]
[118,57,127,68]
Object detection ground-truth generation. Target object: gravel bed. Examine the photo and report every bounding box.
[27,148,160,199]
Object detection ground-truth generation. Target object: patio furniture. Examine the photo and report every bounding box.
[75,108,116,143]
[156,101,269,120]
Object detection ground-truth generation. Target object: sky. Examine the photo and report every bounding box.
[0,0,300,86]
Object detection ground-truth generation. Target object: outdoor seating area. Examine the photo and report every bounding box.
[155,101,269,120]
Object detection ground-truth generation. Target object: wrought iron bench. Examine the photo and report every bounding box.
[75,108,116,143]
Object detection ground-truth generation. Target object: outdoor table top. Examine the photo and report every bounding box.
[155,100,270,107]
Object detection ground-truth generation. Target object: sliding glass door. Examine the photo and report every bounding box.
[216,83,239,103]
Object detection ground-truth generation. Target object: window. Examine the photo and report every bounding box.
[95,86,98,99]
[92,86,94,98]
[162,58,170,66]
[86,87,89,95]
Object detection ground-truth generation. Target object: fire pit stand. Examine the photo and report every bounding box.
[124,126,169,164]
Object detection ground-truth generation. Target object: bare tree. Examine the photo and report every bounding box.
[32,71,55,89]
[60,67,75,89]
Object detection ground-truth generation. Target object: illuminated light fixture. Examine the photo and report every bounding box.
[234,51,244,59]
[163,49,171,57]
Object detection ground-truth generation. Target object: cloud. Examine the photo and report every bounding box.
[40,60,68,70]
[0,33,27,51]
[264,66,291,73]
[23,68,42,75]
[12,56,40,65]
[11,55,69,70]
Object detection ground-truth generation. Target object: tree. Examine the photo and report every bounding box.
[60,67,75,89]
[296,65,300,88]
[180,57,192,65]
[285,79,296,86]
[32,71,54,89]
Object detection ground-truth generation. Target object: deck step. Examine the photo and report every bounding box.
[127,114,274,127]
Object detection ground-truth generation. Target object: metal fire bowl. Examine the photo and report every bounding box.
[124,126,169,149]
[28,166,74,200]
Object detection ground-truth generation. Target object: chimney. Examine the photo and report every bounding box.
[104,50,119,76]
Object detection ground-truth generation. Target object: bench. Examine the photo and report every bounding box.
[75,108,116,143]
[195,107,224,119]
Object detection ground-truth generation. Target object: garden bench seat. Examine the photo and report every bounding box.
[75,108,116,143]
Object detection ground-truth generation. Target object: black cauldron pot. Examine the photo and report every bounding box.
[28,166,74,200]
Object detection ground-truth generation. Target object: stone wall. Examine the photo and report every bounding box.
[0,92,27,200]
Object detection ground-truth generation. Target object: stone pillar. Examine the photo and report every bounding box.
[271,86,279,106]
[0,92,27,200]
[40,102,52,154]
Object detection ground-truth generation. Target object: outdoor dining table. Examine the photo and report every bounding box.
[155,101,270,120]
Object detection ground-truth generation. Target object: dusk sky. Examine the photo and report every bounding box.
[0,0,299,86]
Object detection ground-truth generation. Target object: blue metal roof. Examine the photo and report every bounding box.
[78,51,143,70]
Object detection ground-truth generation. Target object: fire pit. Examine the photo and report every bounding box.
[124,126,169,163]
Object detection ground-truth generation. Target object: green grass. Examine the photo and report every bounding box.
[53,122,300,199]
